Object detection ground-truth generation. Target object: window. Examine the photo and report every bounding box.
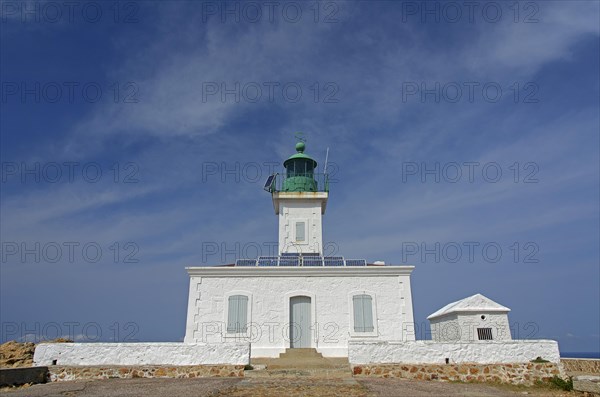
[353,294,374,332]
[227,295,248,333]
[477,327,493,340]
[286,159,313,177]
[295,222,306,242]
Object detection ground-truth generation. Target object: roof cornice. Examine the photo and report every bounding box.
[427,308,511,320]
[185,266,415,277]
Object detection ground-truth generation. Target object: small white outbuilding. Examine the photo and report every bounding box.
[427,293,512,342]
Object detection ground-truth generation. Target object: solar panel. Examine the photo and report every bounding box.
[279,256,300,266]
[263,174,276,191]
[345,259,367,266]
[235,256,367,267]
[324,256,344,266]
[235,259,257,266]
[302,256,323,267]
[257,256,279,266]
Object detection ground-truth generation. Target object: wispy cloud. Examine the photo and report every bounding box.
[1,0,598,349]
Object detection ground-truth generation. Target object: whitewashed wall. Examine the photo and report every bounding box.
[33,343,250,366]
[430,312,512,342]
[184,267,416,357]
[278,198,324,255]
[348,340,560,364]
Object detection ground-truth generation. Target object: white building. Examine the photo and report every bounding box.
[183,142,416,358]
[33,142,561,370]
[427,293,512,342]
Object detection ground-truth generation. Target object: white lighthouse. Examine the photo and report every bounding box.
[266,141,328,255]
[183,139,416,358]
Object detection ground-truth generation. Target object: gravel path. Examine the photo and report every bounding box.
[1,377,579,397]
[1,378,240,397]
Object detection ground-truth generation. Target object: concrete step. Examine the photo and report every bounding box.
[278,348,324,359]
[266,359,348,370]
[251,350,350,372]
[245,367,352,379]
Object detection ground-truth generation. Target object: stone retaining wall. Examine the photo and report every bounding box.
[48,365,245,382]
[351,363,562,385]
[561,358,600,374]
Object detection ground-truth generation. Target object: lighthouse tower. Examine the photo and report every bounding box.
[265,141,329,255]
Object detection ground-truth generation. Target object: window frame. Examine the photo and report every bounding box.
[348,291,379,337]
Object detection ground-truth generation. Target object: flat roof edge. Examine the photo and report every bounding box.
[185,266,415,277]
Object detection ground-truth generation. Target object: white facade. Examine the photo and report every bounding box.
[272,192,328,255]
[428,294,512,342]
[183,266,415,358]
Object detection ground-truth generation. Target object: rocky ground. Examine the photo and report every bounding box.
[0,341,36,368]
[0,339,72,368]
[0,377,588,397]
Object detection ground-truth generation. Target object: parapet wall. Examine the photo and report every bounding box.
[349,340,560,365]
[33,343,250,366]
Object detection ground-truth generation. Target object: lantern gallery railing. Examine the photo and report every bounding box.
[234,256,367,267]
[264,173,329,193]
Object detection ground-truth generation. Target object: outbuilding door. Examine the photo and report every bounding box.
[289,296,311,348]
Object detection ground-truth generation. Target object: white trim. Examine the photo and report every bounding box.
[272,192,329,215]
[186,266,415,277]
[183,276,200,343]
[429,309,510,321]
[348,290,379,338]
[284,290,317,349]
[223,290,253,340]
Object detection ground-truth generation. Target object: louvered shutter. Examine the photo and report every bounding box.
[227,295,248,333]
[353,294,374,332]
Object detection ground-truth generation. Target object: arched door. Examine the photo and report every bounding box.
[289,296,311,348]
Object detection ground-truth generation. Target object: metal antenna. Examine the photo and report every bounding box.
[323,147,330,174]
[294,132,306,143]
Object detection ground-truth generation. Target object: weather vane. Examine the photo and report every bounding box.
[294,132,306,143]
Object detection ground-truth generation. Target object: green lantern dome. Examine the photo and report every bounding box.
[282,142,318,192]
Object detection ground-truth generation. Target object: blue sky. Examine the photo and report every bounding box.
[1,1,599,354]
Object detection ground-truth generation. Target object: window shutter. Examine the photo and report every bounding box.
[238,296,248,332]
[227,295,248,333]
[353,294,374,332]
[353,295,364,332]
[362,295,374,332]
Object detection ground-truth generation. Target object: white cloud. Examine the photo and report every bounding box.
[464,2,600,77]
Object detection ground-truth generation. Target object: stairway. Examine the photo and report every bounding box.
[246,348,352,378]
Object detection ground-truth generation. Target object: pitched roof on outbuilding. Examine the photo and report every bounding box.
[427,293,510,320]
